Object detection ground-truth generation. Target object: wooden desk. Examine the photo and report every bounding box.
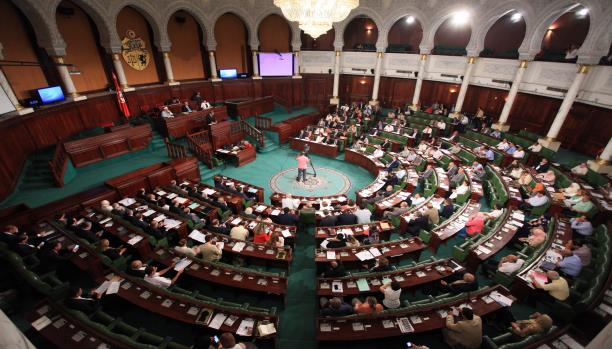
[162,106,228,138]
[270,193,349,209]
[153,248,288,295]
[181,179,244,214]
[63,124,152,167]
[487,164,523,207]
[317,258,462,297]
[225,96,274,120]
[315,237,425,272]
[316,285,515,341]
[224,215,296,246]
[428,201,481,252]
[214,175,265,203]
[216,146,256,167]
[118,197,189,238]
[357,171,388,204]
[345,149,385,175]
[522,164,565,216]
[290,138,339,158]
[159,186,219,223]
[374,190,412,217]
[399,196,445,233]
[315,221,394,243]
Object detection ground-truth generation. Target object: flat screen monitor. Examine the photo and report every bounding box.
[219,69,238,79]
[258,52,293,77]
[36,86,65,104]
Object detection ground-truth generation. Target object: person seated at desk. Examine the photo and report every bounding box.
[297,129,311,139]
[417,140,430,152]
[513,146,526,159]
[241,140,253,150]
[521,192,549,212]
[440,271,478,294]
[97,239,127,261]
[496,139,510,151]
[160,106,174,118]
[198,235,222,262]
[99,200,113,213]
[571,162,588,176]
[528,141,543,153]
[281,194,301,210]
[276,207,298,226]
[570,216,593,238]
[336,207,358,225]
[534,158,550,173]
[517,170,533,186]
[319,210,338,227]
[354,202,372,224]
[181,101,193,113]
[372,146,384,158]
[383,123,394,132]
[564,239,591,266]
[230,223,249,241]
[321,260,347,278]
[410,193,426,206]
[344,235,360,248]
[424,202,440,225]
[505,142,517,155]
[384,201,411,219]
[536,170,555,183]
[1,225,20,245]
[352,296,383,314]
[457,213,485,239]
[419,164,434,183]
[175,238,199,257]
[205,111,216,125]
[446,161,459,177]
[510,312,553,338]
[191,91,203,105]
[10,234,38,257]
[483,146,495,161]
[208,219,230,235]
[385,156,400,172]
[568,195,595,216]
[422,125,433,138]
[556,251,583,278]
[562,182,580,198]
[38,241,73,274]
[266,232,284,248]
[127,260,148,278]
[443,307,482,349]
[529,270,569,302]
[484,204,504,221]
[405,211,430,236]
[322,233,346,249]
[380,281,402,309]
[65,286,102,314]
[519,226,546,248]
[144,264,183,288]
[490,129,501,138]
[200,100,212,109]
[440,198,455,218]
[482,254,525,276]
[380,139,391,151]
[70,220,103,244]
[320,297,354,317]
[450,167,467,188]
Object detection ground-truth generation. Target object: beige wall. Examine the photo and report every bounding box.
[0,0,48,99]
[168,11,205,80]
[214,13,248,73]
[116,6,160,85]
[56,0,108,92]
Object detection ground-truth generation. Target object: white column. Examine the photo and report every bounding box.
[0,68,33,116]
[330,51,341,105]
[539,64,590,151]
[588,136,612,174]
[251,50,261,80]
[162,52,179,85]
[454,56,476,113]
[112,53,133,91]
[209,51,220,81]
[369,52,383,105]
[54,56,85,100]
[493,60,528,131]
[292,51,301,79]
[412,54,427,107]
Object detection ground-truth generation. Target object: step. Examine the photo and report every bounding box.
[20,182,54,190]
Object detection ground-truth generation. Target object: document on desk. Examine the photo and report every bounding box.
[95,281,111,295]
[232,242,246,252]
[106,280,122,295]
[236,318,255,336]
[127,235,144,245]
[397,317,414,333]
[356,278,370,292]
[31,316,52,331]
[143,210,156,217]
[368,247,382,257]
[326,251,336,260]
[230,217,242,225]
[355,250,374,261]
[163,219,182,230]
[255,205,267,212]
[118,198,136,206]
[202,188,216,196]
[208,313,228,330]
[331,281,343,293]
[174,258,192,272]
[489,290,514,307]
[188,230,206,243]
[281,229,292,238]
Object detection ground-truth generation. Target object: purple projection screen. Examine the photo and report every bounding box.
[258,52,294,76]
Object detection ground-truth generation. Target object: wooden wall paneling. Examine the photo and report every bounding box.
[339,75,372,104]
[252,79,263,98]
[508,93,560,134]
[558,103,612,156]
[292,79,303,107]
[378,77,415,107]
[302,74,333,106]
[211,82,225,103]
[75,95,121,128]
[463,85,507,117]
[419,80,460,107]
[221,80,253,100]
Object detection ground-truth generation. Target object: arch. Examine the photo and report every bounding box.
[213,12,251,73]
[381,6,431,54]
[576,1,611,63]
[333,6,385,51]
[9,0,66,55]
[160,2,210,49]
[469,0,535,57]
[342,16,379,51]
[209,6,254,49]
[110,1,168,51]
[385,15,424,54]
[256,13,292,52]
[422,3,476,55]
[57,0,117,53]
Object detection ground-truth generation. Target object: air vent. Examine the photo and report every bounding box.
[396,70,413,74]
[546,86,568,93]
[351,68,367,73]
[492,79,512,85]
[441,74,459,79]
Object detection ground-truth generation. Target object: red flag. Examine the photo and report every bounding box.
[112,72,131,118]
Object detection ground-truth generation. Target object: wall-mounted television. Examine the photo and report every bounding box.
[36,85,65,104]
[258,52,294,77]
[219,69,238,79]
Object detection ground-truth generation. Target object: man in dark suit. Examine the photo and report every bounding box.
[440,198,455,218]
[38,241,72,273]
[126,260,148,278]
[10,234,38,257]
[181,101,193,113]
[71,221,103,244]
[207,219,230,235]
[405,212,430,236]
[132,213,149,230]
[336,210,357,226]
[385,156,401,172]
[321,260,347,278]
[64,286,101,313]
[319,211,338,227]
[276,208,299,226]
[145,220,165,239]
[1,225,20,245]
[534,159,550,173]
[419,164,434,183]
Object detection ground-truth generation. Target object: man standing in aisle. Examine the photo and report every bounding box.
[296,152,310,183]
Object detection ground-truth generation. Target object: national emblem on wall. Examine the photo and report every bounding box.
[121,30,150,71]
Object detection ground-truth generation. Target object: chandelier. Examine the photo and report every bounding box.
[274,0,359,38]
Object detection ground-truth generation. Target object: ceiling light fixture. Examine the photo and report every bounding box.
[274,0,359,39]
[576,8,589,17]
[405,16,415,24]
[510,13,522,22]
[451,10,470,26]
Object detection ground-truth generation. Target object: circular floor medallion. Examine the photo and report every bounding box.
[269,167,351,197]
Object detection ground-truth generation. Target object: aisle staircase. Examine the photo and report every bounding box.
[18,150,55,190]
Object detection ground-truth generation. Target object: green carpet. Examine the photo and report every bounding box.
[256,105,318,124]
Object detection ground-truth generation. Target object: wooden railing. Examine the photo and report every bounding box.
[186,130,213,168]
[240,120,264,147]
[49,143,69,187]
[254,115,273,130]
[164,138,188,159]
